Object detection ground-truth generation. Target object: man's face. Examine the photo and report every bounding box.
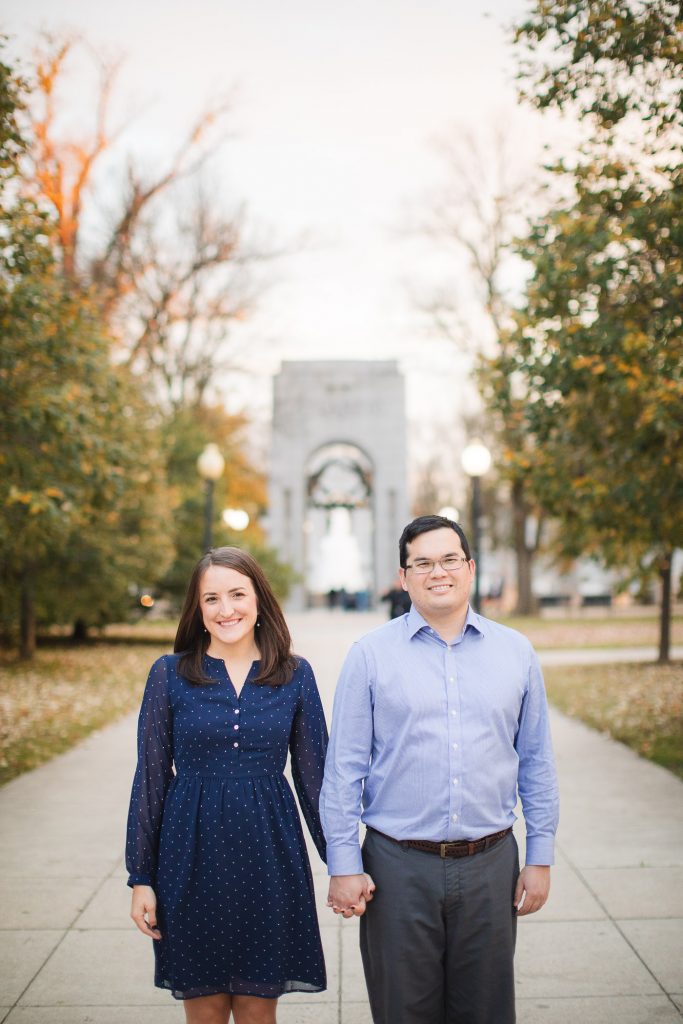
[399,527,474,621]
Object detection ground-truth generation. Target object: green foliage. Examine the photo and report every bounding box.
[0,266,175,634]
[515,0,682,134]
[506,156,683,569]
[0,52,26,192]
[0,44,173,642]
[496,1,683,655]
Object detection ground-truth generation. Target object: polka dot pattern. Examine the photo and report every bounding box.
[126,653,328,1000]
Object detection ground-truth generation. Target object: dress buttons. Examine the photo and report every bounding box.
[234,709,240,715]
[233,724,239,731]
[233,742,239,748]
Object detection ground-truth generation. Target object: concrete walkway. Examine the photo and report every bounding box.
[1,610,681,1023]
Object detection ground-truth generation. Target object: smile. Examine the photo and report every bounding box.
[429,585,452,593]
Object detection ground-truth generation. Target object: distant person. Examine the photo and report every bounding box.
[321,515,559,1024]
[126,547,344,1024]
[380,575,412,618]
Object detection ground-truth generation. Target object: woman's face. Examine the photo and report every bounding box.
[199,564,259,651]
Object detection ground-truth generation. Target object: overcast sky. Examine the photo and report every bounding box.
[3,0,556,497]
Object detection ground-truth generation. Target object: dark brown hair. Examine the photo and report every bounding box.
[399,514,471,567]
[174,547,296,687]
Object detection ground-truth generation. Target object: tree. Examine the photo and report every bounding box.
[515,0,682,136]
[116,188,257,409]
[1,36,295,656]
[0,44,172,656]
[0,44,47,655]
[25,35,262,409]
[510,157,682,660]
[0,264,174,655]
[508,0,683,660]
[423,126,544,612]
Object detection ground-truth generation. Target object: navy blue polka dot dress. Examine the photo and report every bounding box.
[126,653,328,1000]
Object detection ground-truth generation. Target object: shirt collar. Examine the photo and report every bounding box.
[407,603,486,641]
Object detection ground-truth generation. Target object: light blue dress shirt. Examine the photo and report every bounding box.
[320,605,559,876]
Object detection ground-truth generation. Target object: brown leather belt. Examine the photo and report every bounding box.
[370,825,512,858]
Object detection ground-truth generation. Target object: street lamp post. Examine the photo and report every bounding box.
[197,443,225,551]
[461,439,492,613]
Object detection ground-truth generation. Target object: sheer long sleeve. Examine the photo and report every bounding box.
[289,659,328,862]
[126,656,174,887]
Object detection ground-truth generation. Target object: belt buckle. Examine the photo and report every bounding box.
[440,842,447,859]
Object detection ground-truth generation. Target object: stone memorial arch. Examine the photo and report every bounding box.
[268,360,409,610]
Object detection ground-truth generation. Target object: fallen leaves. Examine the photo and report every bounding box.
[0,643,167,785]
[501,612,683,650]
[544,661,683,779]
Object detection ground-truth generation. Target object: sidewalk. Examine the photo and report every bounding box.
[0,610,681,1023]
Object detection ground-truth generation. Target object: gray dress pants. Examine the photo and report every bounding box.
[360,828,519,1024]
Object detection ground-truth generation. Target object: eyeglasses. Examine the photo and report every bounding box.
[405,556,470,574]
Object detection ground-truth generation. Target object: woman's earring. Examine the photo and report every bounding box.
[256,618,261,628]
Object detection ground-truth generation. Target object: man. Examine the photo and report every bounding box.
[379,573,413,619]
[320,515,559,1024]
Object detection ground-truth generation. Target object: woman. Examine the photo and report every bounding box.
[126,547,329,1024]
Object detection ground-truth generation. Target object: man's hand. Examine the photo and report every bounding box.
[130,884,162,938]
[514,865,550,916]
[327,873,376,918]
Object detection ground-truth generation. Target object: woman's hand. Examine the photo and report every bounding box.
[130,885,162,939]
[327,872,376,918]
[362,872,376,904]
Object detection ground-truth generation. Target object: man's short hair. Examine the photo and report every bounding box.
[399,515,472,568]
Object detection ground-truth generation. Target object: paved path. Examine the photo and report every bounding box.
[1,610,681,1023]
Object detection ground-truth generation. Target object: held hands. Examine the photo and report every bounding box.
[514,865,550,916]
[327,873,376,918]
[131,884,162,939]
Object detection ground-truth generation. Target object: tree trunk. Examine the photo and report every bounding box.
[515,540,536,616]
[19,574,36,660]
[512,478,537,616]
[72,618,89,642]
[658,553,672,664]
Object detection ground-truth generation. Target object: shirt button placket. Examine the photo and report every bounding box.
[447,645,461,835]
[232,706,240,754]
